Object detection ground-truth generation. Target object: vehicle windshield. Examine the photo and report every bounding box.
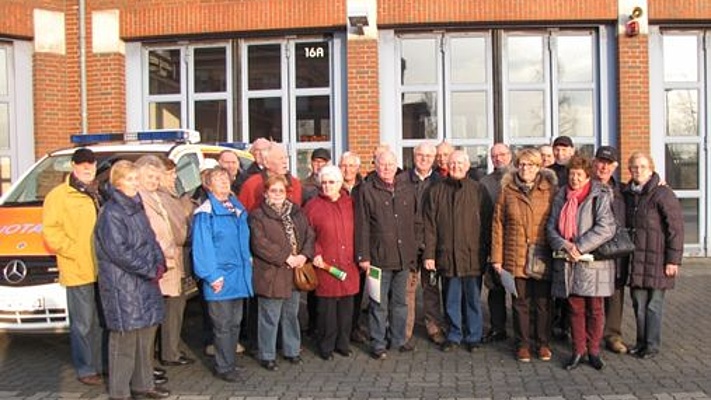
[1,151,200,206]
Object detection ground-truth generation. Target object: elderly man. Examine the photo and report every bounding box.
[399,142,444,347]
[551,136,575,187]
[302,148,332,204]
[539,145,555,168]
[234,138,271,194]
[238,143,302,212]
[424,150,492,352]
[339,151,363,194]
[591,146,629,354]
[479,143,514,343]
[42,148,104,386]
[217,150,241,193]
[355,150,418,359]
[434,141,454,177]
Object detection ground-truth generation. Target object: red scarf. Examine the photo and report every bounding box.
[557,180,591,240]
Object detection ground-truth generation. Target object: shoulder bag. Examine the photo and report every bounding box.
[294,261,319,291]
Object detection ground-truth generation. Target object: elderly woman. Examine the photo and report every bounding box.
[622,152,683,359]
[491,148,557,363]
[94,160,169,400]
[547,155,616,370]
[303,165,360,360]
[134,155,194,368]
[192,167,253,382]
[249,174,314,371]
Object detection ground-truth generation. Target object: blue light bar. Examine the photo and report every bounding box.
[215,142,249,150]
[70,129,201,146]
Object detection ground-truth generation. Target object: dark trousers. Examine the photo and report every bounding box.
[208,299,244,374]
[108,325,157,398]
[160,295,186,362]
[316,295,354,356]
[421,268,445,338]
[485,270,507,333]
[568,295,605,356]
[604,286,625,343]
[631,288,665,352]
[511,278,552,350]
[66,283,104,378]
[351,269,368,334]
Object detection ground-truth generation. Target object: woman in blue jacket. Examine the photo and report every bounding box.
[192,167,253,382]
[94,160,168,400]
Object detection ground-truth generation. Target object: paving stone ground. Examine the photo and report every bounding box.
[1,259,710,400]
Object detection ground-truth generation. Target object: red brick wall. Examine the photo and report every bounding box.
[617,34,649,179]
[119,0,345,39]
[651,1,711,19]
[347,39,379,173]
[0,1,34,38]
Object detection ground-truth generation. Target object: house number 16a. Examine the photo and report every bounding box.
[304,47,325,58]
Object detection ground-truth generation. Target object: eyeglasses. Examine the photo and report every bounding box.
[518,162,540,169]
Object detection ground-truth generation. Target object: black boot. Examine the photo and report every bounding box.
[565,354,584,370]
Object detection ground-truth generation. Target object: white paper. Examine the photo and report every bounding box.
[367,265,382,303]
[499,268,518,298]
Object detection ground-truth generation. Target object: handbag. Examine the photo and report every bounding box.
[525,244,551,280]
[593,226,635,260]
[181,276,199,297]
[294,262,319,291]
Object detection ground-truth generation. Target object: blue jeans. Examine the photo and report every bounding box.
[208,298,244,374]
[257,291,301,361]
[444,275,483,344]
[66,284,104,378]
[369,269,408,352]
[631,288,665,352]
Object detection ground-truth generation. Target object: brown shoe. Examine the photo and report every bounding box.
[607,340,628,354]
[78,374,103,386]
[429,331,446,345]
[538,346,552,361]
[516,347,531,362]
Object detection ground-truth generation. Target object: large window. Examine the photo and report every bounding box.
[650,29,708,254]
[0,44,12,195]
[145,44,232,142]
[387,29,602,171]
[243,38,338,179]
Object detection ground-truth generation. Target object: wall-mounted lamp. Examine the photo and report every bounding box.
[348,14,369,35]
[625,6,644,37]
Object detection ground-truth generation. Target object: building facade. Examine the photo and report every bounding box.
[0,0,709,256]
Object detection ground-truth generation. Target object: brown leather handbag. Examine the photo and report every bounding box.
[294,262,319,291]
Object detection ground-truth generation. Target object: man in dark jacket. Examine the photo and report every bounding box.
[423,150,492,352]
[592,146,629,354]
[233,137,271,195]
[399,142,444,347]
[551,135,575,188]
[623,152,683,359]
[355,150,418,359]
[478,143,513,343]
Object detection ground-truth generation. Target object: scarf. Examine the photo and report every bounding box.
[513,173,537,195]
[557,180,591,241]
[266,198,298,255]
[69,173,101,211]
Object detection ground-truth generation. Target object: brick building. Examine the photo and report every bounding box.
[0,0,709,255]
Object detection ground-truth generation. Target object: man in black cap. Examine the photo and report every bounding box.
[302,148,331,204]
[592,145,629,354]
[42,148,105,386]
[551,136,575,187]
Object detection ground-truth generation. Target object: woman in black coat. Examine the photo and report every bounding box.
[94,160,168,400]
[623,152,684,359]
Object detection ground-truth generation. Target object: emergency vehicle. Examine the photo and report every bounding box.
[0,130,252,332]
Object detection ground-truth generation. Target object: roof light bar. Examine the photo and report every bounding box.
[215,142,249,150]
[70,129,201,145]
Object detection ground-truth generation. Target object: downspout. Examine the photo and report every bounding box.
[79,0,88,133]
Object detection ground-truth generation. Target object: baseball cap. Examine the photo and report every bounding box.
[595,146,618,163]
[311,148,331,162]
[71,148,96,164]
[552,136,574,148]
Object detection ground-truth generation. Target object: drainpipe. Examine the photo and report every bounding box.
[79,0,88,133]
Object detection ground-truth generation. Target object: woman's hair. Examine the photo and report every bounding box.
[317,165,343,184]
[203,167,230,188]
[159,156,176,171]
[567,154,593,177]
[263,174,289,191]
[515,148,542,167]
[109,160,137,186]
[628,151,655,171]
[134,154,166,173]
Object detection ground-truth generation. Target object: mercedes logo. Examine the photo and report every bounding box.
[3,259,28,284]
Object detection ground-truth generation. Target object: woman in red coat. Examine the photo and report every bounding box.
[303,165,360,360]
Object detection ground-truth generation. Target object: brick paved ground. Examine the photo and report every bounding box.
[1,260,710,400]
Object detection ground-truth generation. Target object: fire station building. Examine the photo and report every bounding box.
[0,0,709,255]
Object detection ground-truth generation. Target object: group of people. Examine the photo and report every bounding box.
[41,135,684,399]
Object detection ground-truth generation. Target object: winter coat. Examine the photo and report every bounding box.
[623,172,684,290]
[604,178,629,286]
[399,169,441,254]
[303,191,360,298]
[423,177,492,278]
[94,187,165,332]
[490,169,557,278]
[354,175,418,271]
[141,189,181,297]
[249,201,315,299]
[42,177,98,286]
[192,193,253,301]
[238,171,303,212]
[547,181,616,298]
